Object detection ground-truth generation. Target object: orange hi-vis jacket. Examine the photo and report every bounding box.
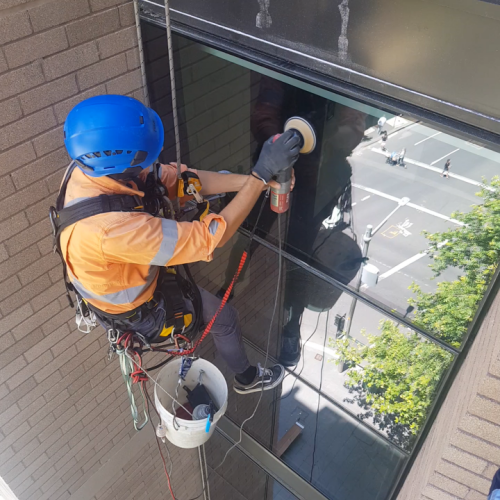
[60,163,226,314]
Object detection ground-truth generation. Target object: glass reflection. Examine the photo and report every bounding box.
[144,23,500,348]
[205,431,300,500]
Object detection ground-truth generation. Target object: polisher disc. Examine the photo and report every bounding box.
[284,116,316,154]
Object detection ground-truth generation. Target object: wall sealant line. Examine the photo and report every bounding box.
[138,2,500,151]
[237,227,460,356]
[215,417,330,500]
[241,336,411,457]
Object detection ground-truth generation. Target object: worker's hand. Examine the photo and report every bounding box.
[252,130,301,183]
[267,168,295,191]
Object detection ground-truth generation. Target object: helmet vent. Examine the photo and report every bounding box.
[130,150,148,166]
[139,116,144,124]
[103,150,112,156]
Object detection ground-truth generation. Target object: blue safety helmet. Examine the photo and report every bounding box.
[64,95,164,177]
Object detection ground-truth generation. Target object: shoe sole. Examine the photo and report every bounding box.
[233,368,285,395]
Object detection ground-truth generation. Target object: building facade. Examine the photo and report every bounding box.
[1,0,500,499]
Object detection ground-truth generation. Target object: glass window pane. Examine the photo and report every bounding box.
[205,430,300,500]
[142,25,500,349]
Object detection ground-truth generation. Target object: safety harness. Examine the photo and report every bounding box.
[49,162,203,345]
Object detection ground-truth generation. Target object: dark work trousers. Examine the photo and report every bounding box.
[195,287,251,375]
[96,286,251,375]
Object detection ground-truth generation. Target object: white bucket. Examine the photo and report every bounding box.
[154,358,228,449]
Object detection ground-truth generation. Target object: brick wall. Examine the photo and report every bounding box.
[0,1,204,499]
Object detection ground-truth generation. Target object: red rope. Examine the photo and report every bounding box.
[167,250,248,357]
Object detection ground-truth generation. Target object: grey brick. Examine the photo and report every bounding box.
[478,375,500,403]
[4,218,51,256]
[470,395,500,426]
[106,68,142,94]
[0,355,27,386]
[0,245,40,284]
[6,350,53,391]
[45,169,66,194]
[40,305,74,336]
[437,460,490,495]
[0,404,20,430]
[2,185,50,229]
[24,324,69,364]
[0,244,7,263]
[126,48,140,70]
[31,281,66,312]
[0,62,45,102]
[38,406,76,444]
[66,8,120,47]
[90,0,128,11]
[0,142,36,177]
[4,26,68,69]
[20,75,78,116]
[53,84,106,123]
[8,452,47,490]
[2,395,46,437]
[97,25,136,59]
[442,445,487,475]
[17,251,60,287]
[3,439,40,476]
[0,108,57,151]
[460,414,500,447]
[11,147,69,190]
[37,234,54,256]
[17,372,61,411]
[26,197,56,226]
[34,345,77,384]
[29,0,91,31]
[0,377,37,412]
[32,126,64,157]
[0,97,22,127]
[10,299,61,341]
[0,329,44,378]
[0,177,15,203]
[77,53,127,90]
[27,389,69,430]
[0,10,31,45]
[0,50,7,74]
[43,41,99,81]
[119,2,134,26]
[0,274,51,316]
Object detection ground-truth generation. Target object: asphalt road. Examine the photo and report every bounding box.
[334,122,500,344]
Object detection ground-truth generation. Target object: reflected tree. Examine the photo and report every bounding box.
[410,177,500,347]
[332,321,452,450]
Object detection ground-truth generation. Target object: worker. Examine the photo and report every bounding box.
[57,94,301,395]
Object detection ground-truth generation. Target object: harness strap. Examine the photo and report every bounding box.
[55,194,142,236]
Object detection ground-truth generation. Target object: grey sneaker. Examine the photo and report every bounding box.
[233,363,285,395]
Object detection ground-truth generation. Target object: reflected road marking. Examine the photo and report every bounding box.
[370,147,495,192]
[378,241,447,282]
[430,148,460,165]
[414,131,441,145]
[352,183,465,226]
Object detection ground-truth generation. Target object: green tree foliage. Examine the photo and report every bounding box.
[334,321,452,439]
[410,178,500,346]
[333,178,499,442]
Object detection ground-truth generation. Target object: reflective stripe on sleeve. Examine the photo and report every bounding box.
[208,220,219,236]
[149,218,178,266]
[71,267,158,305]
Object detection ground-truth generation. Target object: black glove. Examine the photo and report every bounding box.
[252,130,301,183]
